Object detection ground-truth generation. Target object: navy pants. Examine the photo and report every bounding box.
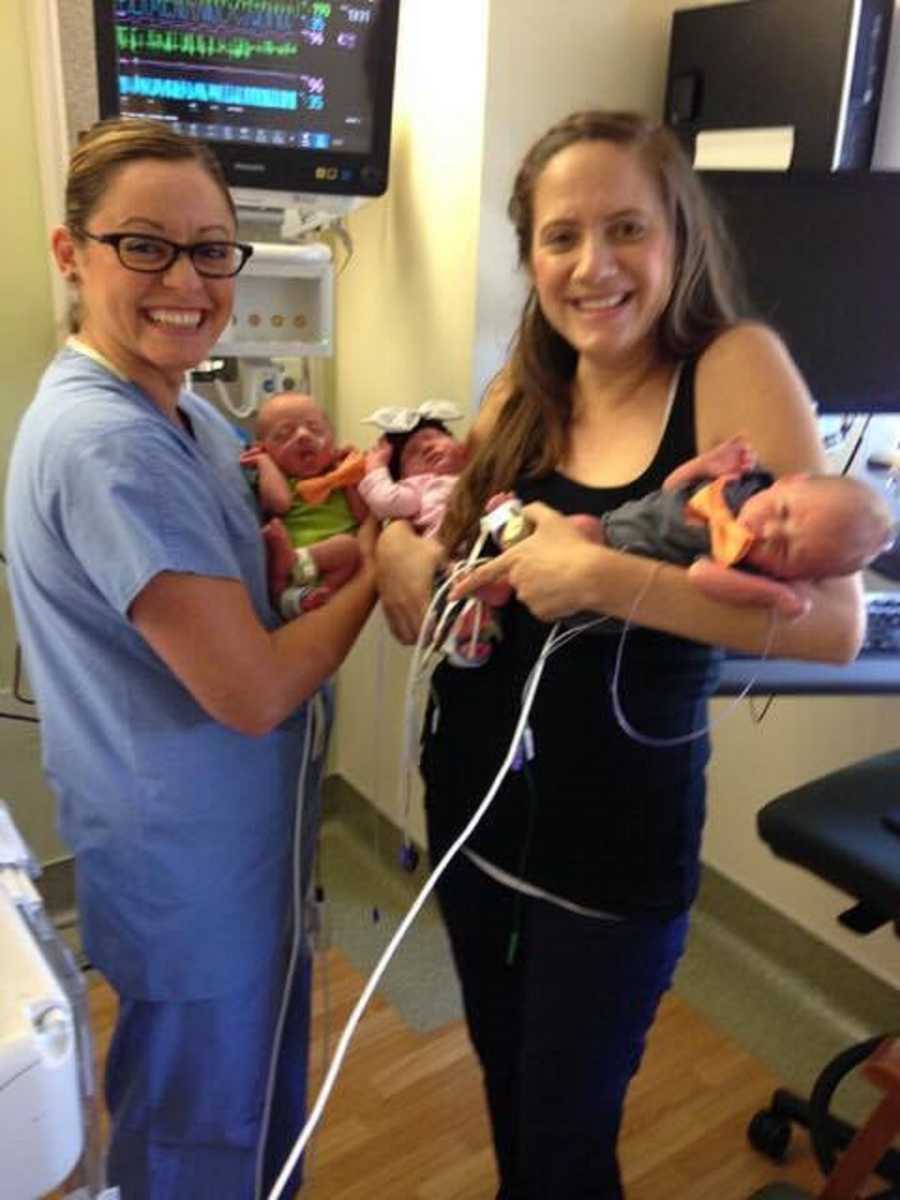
[101,693,331,1198]
[432,850,689,1200]
[105,941,312,1200]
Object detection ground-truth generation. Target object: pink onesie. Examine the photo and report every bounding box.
[358,467,458,539]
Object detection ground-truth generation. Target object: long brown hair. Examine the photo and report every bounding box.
[440,110,746,553]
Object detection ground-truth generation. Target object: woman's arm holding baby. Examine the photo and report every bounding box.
[376,521,445,644]
[455,328,865,664]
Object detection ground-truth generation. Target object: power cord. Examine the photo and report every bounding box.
[13,645,36,707]
[0,547,39,723]
[281,209,354,276]
[608,567,779,748]
[253,698,317,1200]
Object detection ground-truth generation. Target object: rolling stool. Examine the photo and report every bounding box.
[745,748,900,1200]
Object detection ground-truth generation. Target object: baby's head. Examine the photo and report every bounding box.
[740,473,895,580]
[386,419,466,480]
[256,392,336,480]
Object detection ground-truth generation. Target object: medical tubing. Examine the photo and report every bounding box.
[264,625,557,1200]
[400,571,604,861]
[214,374,258,420]
[14,645,36,705]
[397,569,456,849]
[265,569,780,1195]
[1,553,39,716]
[399,553,492,851]
[608,572,778,747]
[253,699,317,1200]
[372,605,389,810]
[426,530,490,662]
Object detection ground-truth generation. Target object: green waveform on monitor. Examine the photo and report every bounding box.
[116,24,300,61]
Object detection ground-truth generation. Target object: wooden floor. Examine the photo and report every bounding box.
[78,948,831,1199]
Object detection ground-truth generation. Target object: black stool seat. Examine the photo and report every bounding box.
[757,747,900,932]
[748,748,900,1199]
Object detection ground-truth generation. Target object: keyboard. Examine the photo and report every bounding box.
[862,592,900,656]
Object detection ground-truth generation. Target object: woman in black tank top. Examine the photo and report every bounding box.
[377,112,862,1199]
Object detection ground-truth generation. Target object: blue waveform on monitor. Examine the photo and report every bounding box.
[119,73,298,109]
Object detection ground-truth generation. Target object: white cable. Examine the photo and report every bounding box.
[396,563,467,852]
[213,375,258,420]
[394,569,454,855]
[424,531,490,664]
[264,623,558,1200]
[608,570,779,747]
[396,570,457,848]
[262,552,783,1197]
[397,548,494,851]
[299,861,327,1186]
[253,698,317,1200]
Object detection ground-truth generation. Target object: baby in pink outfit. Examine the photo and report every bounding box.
[360,405,507,665]
[358,418,466,537]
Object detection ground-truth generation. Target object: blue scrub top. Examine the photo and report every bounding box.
[4,348,308,1000]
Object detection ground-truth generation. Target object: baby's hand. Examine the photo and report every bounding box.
[699,435,758,479]
[663,435,758,492]
[486,491,516,513]
[239,444,268,466]
[365,438,392,473]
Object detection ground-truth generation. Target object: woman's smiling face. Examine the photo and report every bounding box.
[528,139,675,370]
[57,158,237,394]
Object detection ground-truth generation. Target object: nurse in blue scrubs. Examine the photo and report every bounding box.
[4,118,377,1199]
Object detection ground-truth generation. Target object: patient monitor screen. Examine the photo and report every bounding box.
[95,1,400,195]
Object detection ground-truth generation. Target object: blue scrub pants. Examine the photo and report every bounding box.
[104,942,312,1200]
[103,708,329,1198]
[101,692,331,1198]
[431,850,689,1200]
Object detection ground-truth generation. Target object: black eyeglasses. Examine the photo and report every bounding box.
[81,231,254,278]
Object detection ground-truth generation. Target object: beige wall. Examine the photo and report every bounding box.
[0,1,65,860]
[471,0,680,398]
[0,1,56,508]
[328,0,490,834]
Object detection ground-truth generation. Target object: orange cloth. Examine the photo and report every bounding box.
[685,477,756,566]
[294,450,366,505]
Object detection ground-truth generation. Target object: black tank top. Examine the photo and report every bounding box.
[421,359,722,917]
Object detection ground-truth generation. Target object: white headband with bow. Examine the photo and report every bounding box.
[361,400,463,433]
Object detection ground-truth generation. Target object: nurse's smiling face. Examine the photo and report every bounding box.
[52,158,237,411]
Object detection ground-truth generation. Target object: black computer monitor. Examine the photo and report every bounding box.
[704,169,900,415]
[92,0,401,200]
